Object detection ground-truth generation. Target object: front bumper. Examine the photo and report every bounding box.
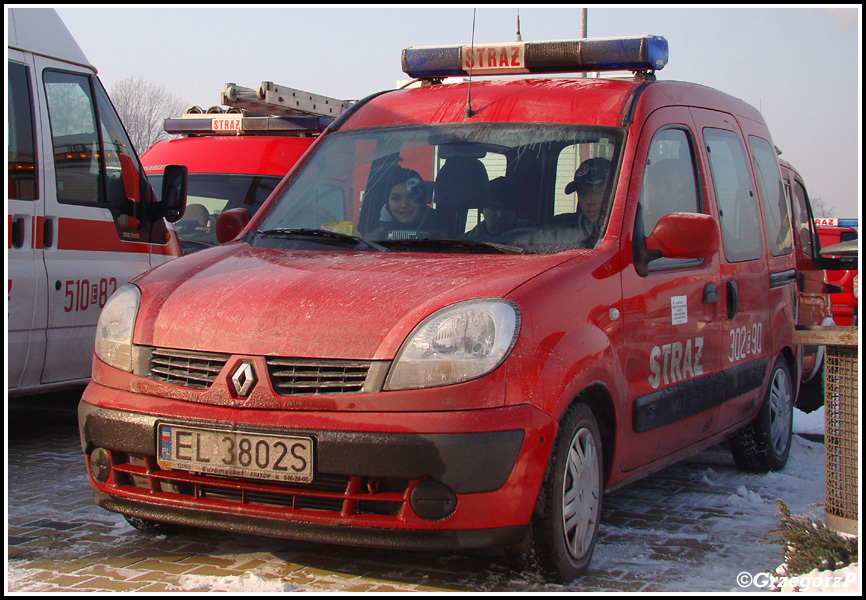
[78,385,557,550]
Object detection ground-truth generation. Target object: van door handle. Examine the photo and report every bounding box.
[12,217,26,248]
[726,281,739,319]
[43,217,54,248]
[703,283,719,304]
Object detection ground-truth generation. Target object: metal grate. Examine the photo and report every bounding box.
[266,357,371,396]
[824,345,858,534]
[149,348,230,389]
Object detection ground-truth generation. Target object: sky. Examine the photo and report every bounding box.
[45,5,863,218]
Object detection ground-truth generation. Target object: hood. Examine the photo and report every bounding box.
[134,244,572,360]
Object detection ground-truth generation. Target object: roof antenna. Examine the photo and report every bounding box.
[465,8,476,118]
[515,9,522,41]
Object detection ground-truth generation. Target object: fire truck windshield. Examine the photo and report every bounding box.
[253,124,623,254]
[150,173,282,253]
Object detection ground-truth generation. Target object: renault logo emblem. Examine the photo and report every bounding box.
[230,362,257,397]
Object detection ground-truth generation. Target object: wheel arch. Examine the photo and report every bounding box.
[570,384,617,487]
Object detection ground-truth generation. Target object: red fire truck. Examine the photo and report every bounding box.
[141,82,351,254]
[815,218,859,326]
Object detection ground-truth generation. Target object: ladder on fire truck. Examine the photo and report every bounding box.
[164,82,354,137]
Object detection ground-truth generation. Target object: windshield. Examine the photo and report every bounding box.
[253,123,622,254]
[150,173,281,254]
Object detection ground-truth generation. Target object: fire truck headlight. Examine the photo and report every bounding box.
[385,299,520,391]
[94,284,141,372]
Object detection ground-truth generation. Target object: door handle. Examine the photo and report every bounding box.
[43,217,55,248]
[726,281,739,319]
[12,217,26,248]
[703,283,719,304]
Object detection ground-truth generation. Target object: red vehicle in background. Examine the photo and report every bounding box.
[141,82,351,254]
[779,161,835,412]
[815,218,859,326]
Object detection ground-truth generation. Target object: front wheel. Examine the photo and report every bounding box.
[506,403,603,583]
[730,356,794,472]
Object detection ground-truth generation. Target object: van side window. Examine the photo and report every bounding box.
[92,79,146,230]
[8,61,38,201]
[790,180,815,258]
[44,70,103,205]
[44,70,145,230]
[703,129,763,262]
[639,128,701,233]
[749,136,793,256]
[635,128,701,271]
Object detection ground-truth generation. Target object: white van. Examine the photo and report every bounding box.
[7,8,186,397]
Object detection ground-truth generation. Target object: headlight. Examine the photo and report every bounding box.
[385,299,520,391]
[94,284,141,372]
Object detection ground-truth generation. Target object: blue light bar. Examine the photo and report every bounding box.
[402,35,668,79]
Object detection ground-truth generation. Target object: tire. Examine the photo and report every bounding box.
[506,403,603,583]
[796,363,825,414]
[730,356,794,472]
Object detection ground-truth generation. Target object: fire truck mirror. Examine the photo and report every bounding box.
[160,165,188,223]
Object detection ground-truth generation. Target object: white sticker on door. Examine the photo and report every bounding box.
[671,295,688,325]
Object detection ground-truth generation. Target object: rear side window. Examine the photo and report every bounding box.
[789,179,816,258]
[749,136,792,256]
[704,128,763,262]
[8,61,38,201]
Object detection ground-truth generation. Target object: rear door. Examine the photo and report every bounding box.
[693,109,773,431]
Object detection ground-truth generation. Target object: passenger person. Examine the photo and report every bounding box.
[563,157,612,237]
[369,167,435,240]
[465,177,520,241]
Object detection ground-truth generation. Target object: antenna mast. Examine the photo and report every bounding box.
[465,8,476,118]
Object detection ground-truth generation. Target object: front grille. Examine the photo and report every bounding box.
[266,358,371,396]
[111,453,408,518]
[147,348,378,396]
[149,348,230,389]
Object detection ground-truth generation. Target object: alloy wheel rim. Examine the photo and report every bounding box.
[562,427,600,559]
[768,367,793,455]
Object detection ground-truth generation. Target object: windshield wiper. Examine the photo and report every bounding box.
[257,228,388,252]
[379,238,525,254]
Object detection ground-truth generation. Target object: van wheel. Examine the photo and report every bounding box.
[730,357,794,472]
[795,365,825,414]
[506,403,603,583]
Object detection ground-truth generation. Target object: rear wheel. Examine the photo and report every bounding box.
[506,403,603,583]
[730,356,794,472]
[796,363,825,413]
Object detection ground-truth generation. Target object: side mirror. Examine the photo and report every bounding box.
[814,239,859,270]
[160,165,188,223]
[216,208,251,244]
[645,212,720,259]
